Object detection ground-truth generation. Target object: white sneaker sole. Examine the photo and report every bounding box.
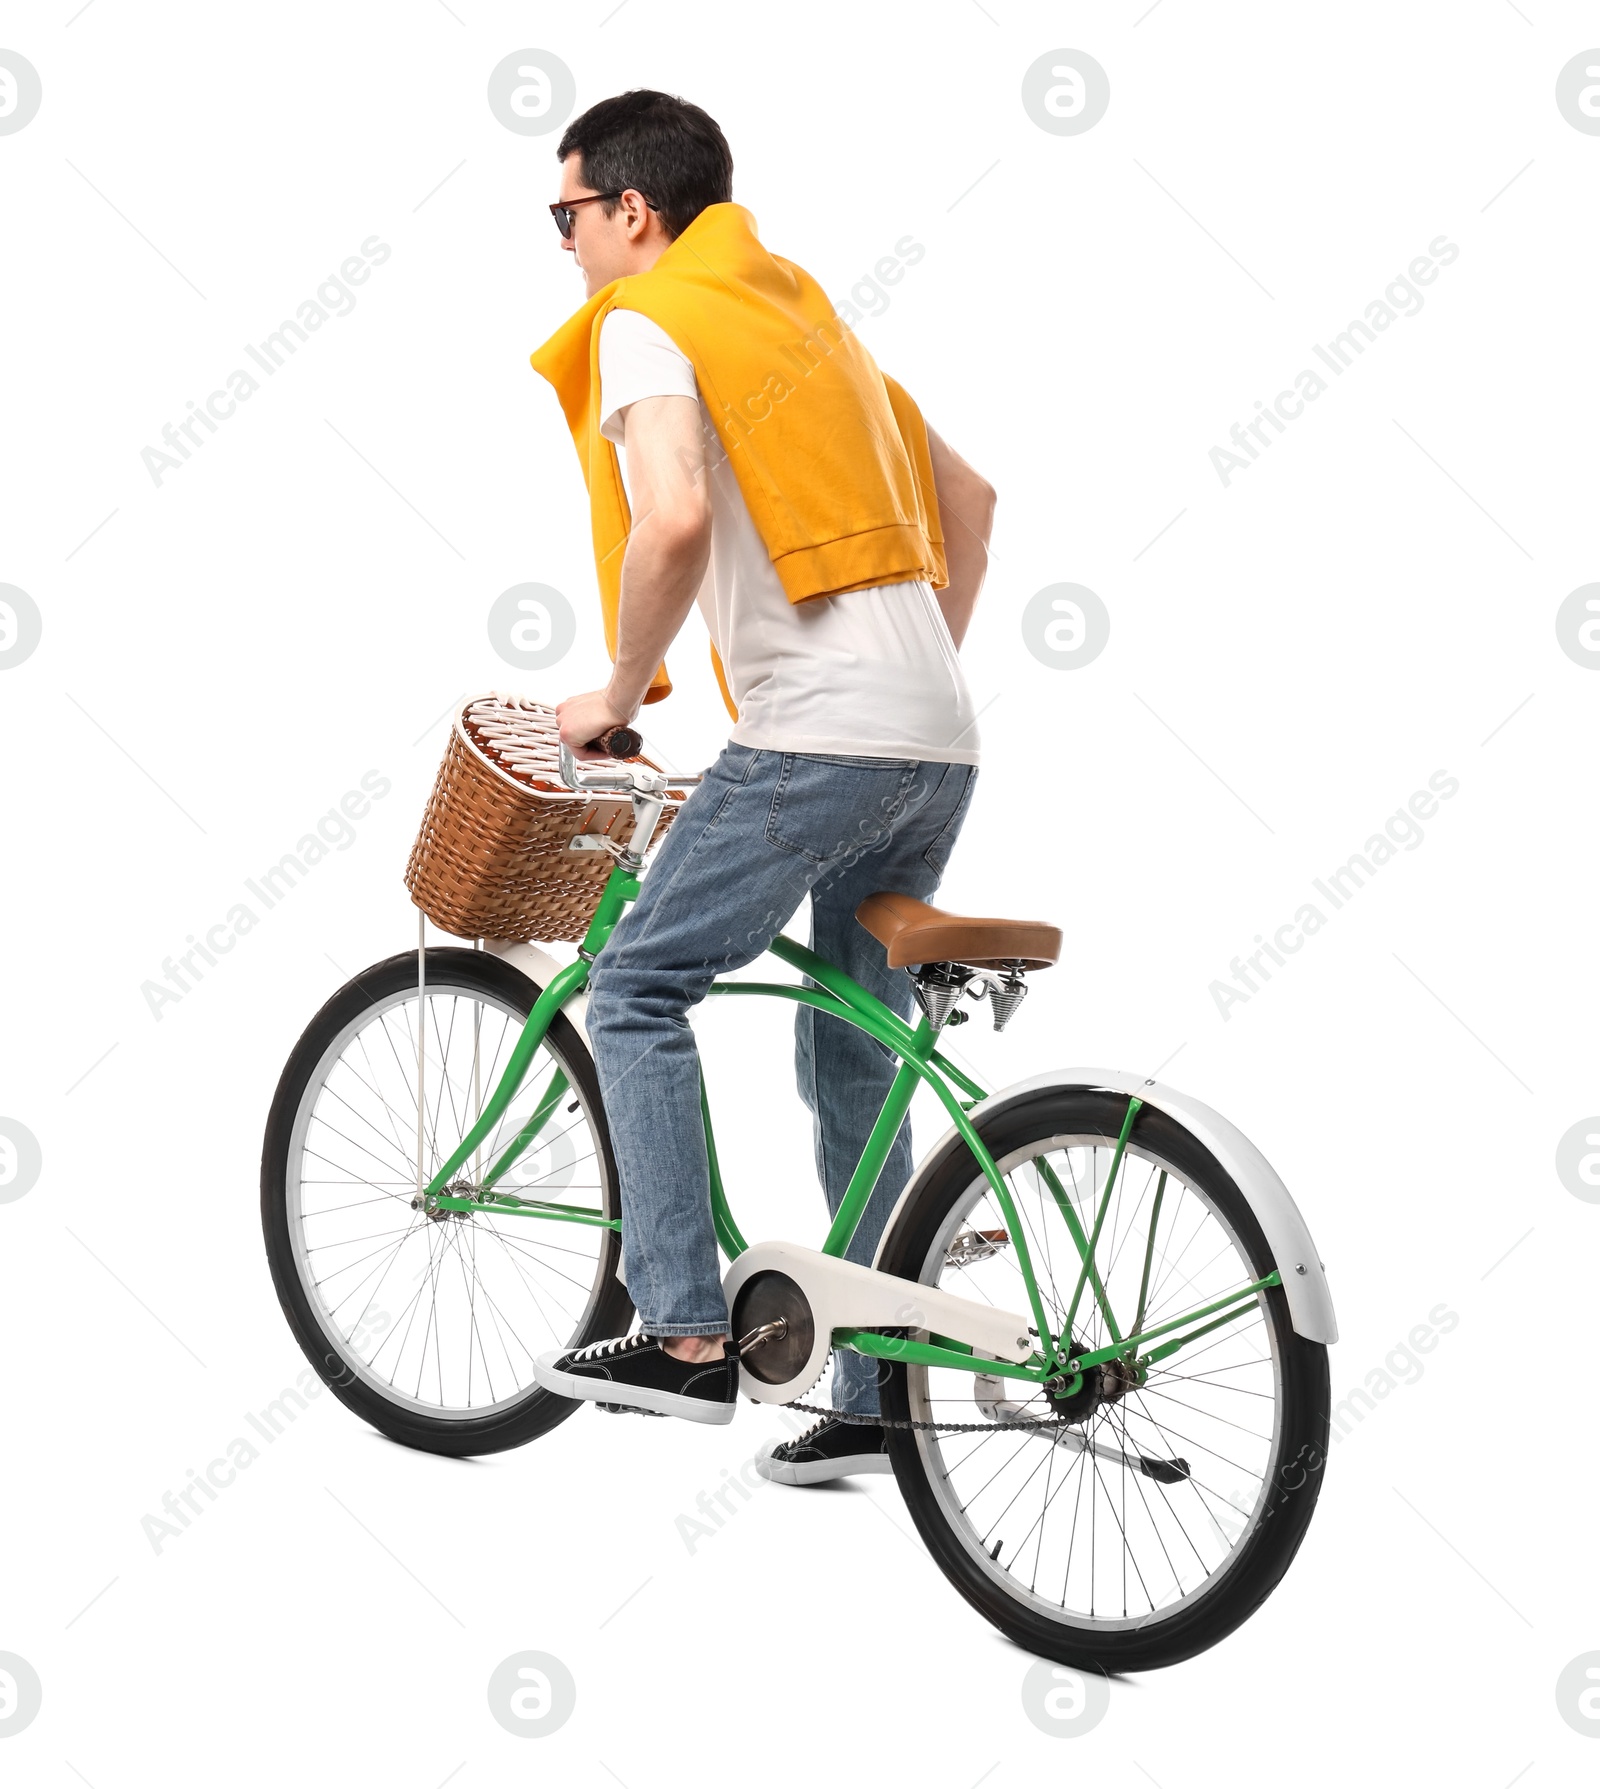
[533,1349,736,1426]
[754,1439,894,1485]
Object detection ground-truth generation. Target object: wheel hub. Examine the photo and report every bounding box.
[1097,1352,1140,1408]
[418,1178,476,1222]
[1045,1342,1141,1423]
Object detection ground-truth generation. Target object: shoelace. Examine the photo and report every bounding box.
[570,1333,737,1366]
[570,1332,654,1363]
[784,1412,865,1452]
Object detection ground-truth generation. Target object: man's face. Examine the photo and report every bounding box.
[557,155,661,298]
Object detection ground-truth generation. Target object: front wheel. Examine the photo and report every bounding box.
[878,1087,1330,1672]
[261,946,632,1456]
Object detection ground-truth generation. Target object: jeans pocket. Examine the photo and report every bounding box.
[801,753,918,769]
[764,753,915,865]
[923,765,978,877]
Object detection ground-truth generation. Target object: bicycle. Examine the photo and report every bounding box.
[261,719,1336,1672]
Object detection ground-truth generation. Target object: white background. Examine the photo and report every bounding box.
[1,1,1595,1783]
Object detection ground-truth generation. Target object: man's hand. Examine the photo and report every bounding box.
[557,688,633,757]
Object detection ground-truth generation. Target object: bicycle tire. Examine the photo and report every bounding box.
[261,946,632,1456]
[878,1086,1330,1671]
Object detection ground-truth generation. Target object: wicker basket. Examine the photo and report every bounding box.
[405,693,689,943]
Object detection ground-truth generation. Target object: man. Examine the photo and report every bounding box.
[527,90,995,1485]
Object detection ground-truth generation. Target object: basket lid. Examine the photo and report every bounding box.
[455,692,686,803]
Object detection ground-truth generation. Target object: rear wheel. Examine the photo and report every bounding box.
[878,1087,1329,1671]
[261,947,631,1456]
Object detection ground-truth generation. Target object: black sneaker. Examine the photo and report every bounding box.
[754,1414,892,1485]
[534,1333,739,1425]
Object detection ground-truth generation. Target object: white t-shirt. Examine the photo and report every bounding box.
[597,308,979,765]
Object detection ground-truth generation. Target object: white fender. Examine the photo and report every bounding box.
[722,1239,1033,1405]
[872,1068,1337,1346]
[482,939,589,1040]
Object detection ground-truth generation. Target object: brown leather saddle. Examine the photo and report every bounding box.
[855,891,1062,971]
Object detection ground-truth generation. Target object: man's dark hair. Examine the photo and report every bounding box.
[556,89,732,239]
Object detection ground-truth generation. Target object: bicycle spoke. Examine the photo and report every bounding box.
[905,1124,1287,1635]
[285,973,615,1418]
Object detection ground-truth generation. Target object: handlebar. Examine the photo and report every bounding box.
[553,726,706,866]
[583,725,642,758]
[556,730,705,795]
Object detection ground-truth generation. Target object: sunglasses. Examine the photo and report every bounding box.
[548,191,657,240]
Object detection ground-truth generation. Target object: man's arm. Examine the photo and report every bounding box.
[926,425,997,650]
[556,393,712,751]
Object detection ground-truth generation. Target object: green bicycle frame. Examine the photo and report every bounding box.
[417,863,1278,1392]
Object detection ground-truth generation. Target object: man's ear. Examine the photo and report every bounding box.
[622,190,654,239]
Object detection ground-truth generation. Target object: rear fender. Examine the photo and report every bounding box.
[875,1068,1337,1345]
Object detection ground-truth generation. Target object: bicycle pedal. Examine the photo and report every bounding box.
[945,1227,1011,1268]
[595,1401,667,1418]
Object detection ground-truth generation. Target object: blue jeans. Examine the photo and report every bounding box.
[585,743,978,1417]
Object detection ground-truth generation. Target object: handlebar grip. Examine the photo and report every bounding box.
[582,725,642,759]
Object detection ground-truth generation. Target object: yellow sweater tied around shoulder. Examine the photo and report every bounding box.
[528,202,948,720]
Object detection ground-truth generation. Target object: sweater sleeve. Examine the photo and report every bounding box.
[879,373,950,592]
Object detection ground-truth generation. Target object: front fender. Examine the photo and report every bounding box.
[482,939,589,1040]
[875,1068,1337,1345]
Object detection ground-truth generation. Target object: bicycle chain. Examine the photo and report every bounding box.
[772,1342,1084,1435]
[781,1396,1079,1436]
